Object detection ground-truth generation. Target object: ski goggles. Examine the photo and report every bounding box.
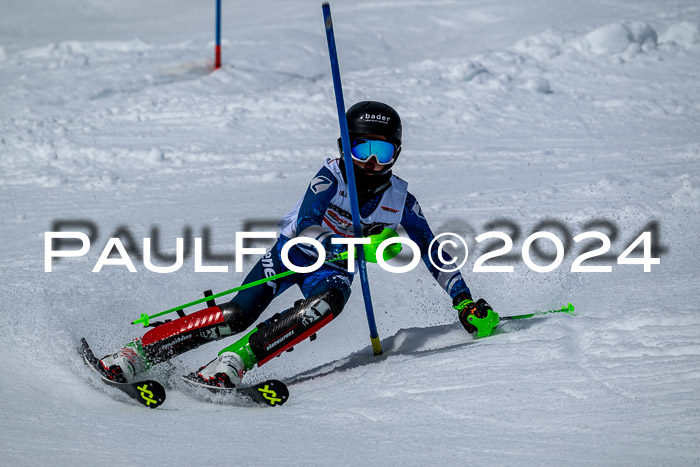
[350,138,397,165]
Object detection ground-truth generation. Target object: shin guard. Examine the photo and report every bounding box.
[247,288,345,366]
[141,302,244,363]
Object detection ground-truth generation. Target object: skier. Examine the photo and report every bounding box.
[99,101,494,388]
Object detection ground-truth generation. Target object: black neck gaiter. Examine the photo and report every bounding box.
[339,162,393,206]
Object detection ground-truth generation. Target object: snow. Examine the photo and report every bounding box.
[585,20,658,54]
[661,21,700,48]
[1,0,700,465]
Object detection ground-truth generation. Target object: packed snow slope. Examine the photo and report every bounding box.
[1,0,699,465]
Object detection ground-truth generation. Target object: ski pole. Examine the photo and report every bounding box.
[500,303,575,322]
[322,2,383,356]
[132,268,298,327]
[463,303,575,337]
[132,228,400,327]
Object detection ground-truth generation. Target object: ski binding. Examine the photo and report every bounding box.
[79,338,166,409]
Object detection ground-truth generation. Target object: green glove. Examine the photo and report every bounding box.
[453,296,500,337]
[336,228,402,263]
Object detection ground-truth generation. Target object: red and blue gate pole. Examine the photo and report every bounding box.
[215,0,222,69]
[322,2,383,356]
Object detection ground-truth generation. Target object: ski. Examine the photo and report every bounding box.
[79,338,166,409]
[181,374,289,407]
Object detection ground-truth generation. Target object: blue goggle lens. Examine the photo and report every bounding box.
[350,138,396,165]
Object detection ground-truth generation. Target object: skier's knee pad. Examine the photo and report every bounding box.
[221,301,256,334]
[305,274,352,305]
[248,288,345,366]
[142,303,245,363]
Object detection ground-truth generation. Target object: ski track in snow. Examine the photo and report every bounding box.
[1,0,699,465]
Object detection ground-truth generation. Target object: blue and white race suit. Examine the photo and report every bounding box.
[228,158,471,328]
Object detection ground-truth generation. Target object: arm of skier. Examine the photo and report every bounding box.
[291,165,347,259]
[400,192,494,334]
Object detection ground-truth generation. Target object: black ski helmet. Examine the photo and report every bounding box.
[338,101,402,175]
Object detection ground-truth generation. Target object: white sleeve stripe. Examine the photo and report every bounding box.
[315,231,334,244]
[445,275,460,294]
[437,270,458,289]
[299,225,327,239]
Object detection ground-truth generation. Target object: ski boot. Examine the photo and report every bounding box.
[98,338,152,383]
[194,352,247,388]
[190,288,346,388]
[191,326,259,388]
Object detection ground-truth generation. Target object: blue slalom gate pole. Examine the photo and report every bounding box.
[215,0,222,68]
[322,3,382,355]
